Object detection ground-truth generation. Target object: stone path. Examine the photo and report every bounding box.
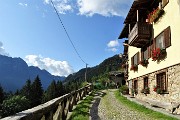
[89,89,153,120]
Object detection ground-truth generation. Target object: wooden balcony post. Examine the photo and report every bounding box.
[137,10,139,22]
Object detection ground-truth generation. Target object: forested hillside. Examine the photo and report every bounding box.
[64,54,122,84]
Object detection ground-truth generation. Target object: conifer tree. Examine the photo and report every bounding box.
[56,80,64,97]
[31,75,43,107]
[0,84,4,104]
[46,80,57,101]
[20,79,33,106]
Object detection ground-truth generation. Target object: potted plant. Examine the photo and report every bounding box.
[153,85,162,94]
[119,85,129,95]
[139,59,149,67]
[141,87,150,94]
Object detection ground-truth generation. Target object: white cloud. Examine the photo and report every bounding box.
[43,0,132,17]
[44,0,50,4]
[0,41,10,56]
[25,55,74,76]
[107,40,119,52]
[108,48,118,52]
[77,0,132,17]
[44,0,73,14]
[107,40,119,48]
[19,3,28,7]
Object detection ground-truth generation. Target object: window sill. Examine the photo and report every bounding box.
[158,92,169,94]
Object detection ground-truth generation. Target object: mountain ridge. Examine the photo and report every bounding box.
[64,54,122,84]
[0,55,65,92]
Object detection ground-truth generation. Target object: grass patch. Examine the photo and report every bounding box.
[115,90,178,120]
[68,92,94,120]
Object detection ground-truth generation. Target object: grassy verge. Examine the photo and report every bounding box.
[68,92,94,120]
[115,90,178,120]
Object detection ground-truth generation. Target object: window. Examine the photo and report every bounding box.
[144,77,148,89]
[141,48,148,60]
[162,0,169,8]
[154,26,171,49]
[131,52,139,65]
[156,33,165,49]
[134,53,138,65]
[156,72,167,92]
[134,80,138,94]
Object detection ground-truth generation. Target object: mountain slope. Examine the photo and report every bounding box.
[0,55,65,91]
[64,55,122,83]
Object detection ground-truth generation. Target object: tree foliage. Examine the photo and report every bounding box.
[31,75,43,107]
[0,84,4,104]
[20,79,33,106]
[63,55,122,91]
[42,80,65,103]
[0,95,30,117]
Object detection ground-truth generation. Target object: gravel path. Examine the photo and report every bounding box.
[89,89,153,120]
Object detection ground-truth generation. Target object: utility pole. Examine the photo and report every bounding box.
[85,63,88,82]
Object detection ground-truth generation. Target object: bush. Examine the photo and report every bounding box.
[93,82,105,90]
[0,95,30,118]
[119,85,129,95]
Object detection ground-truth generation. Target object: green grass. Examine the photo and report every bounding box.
[68,92,94,120]
[115,90,178,120]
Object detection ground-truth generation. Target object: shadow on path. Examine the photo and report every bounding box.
[89,91,106,120]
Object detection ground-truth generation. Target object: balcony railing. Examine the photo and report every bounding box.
[1,84,93,120]
[128,22,152,48]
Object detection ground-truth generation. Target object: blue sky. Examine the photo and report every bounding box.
[0,0,132,76]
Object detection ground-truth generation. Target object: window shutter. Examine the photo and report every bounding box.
[153,38,156,49]
[164,26,171,48]
[151,39,156,57]
[162,0,169,8]
[148,46,150,58]
[141,49,143,61]
[131,57,134,65]
[137,52,140,65]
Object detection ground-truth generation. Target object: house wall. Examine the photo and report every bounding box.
[128,0,180,80]
[135,64,180,113]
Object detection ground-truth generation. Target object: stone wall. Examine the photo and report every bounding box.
[134,64,180,114]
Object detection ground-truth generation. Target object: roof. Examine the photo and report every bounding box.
[109,71,124,76]
[118,0,158,39]
[118,24,129,39]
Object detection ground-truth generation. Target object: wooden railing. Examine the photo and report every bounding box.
[128,22,152,47]
[1,84,93,120]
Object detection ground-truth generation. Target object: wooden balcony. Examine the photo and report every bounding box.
[128,22,152,48]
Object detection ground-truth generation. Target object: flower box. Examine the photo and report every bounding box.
[153,86,166,94]
[152,48,166,61]
[139,59,149,67]
[141,87,150,94]
[130,64,138,71]
[147,7,164,24]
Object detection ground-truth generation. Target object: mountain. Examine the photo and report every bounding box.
[64,55,122,84]
[0,55,65,92]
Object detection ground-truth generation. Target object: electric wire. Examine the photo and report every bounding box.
[50,0,87,65]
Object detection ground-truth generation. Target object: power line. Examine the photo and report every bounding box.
[50,0,87,65]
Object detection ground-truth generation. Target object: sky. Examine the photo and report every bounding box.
[0,0,133,77]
